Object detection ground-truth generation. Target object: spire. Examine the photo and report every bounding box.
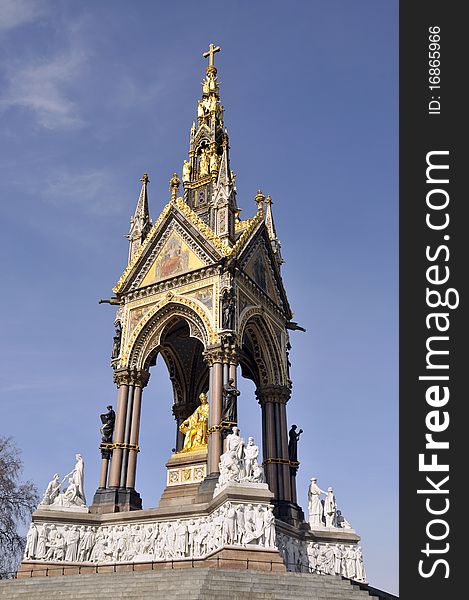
[264,195,283,265]
[127,173,151,263]
[179,44,238,243]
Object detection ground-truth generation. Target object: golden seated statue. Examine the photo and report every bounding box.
[179,393,209,452]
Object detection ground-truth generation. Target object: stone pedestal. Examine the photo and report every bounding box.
[90,487,142,514]
[158,449,208,508]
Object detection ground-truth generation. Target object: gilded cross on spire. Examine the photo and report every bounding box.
[203,43,221,68]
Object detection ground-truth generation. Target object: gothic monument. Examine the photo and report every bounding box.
[20,44,366,584]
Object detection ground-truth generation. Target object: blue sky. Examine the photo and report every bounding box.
[0,0,398,593]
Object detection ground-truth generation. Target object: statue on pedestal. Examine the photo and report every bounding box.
[100,405,115,443]
[179,393,209,452]
[222,378,240,423]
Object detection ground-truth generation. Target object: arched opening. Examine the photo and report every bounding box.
[145,318,208,453]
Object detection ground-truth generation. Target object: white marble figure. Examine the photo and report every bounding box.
[244,437,259,479]
[24,523,39,559]
[307,543,320,573]
[307,478,326,527]
[40,473,61,506]
[324,487,337,528]
[355,546,367,582]
[345,545,357,579]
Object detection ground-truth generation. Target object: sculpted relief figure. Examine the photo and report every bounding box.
[179,393,209,452]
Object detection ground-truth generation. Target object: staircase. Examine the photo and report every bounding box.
[0,568,396,600]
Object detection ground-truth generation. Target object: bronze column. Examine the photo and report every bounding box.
[98,456,109,489]
[257,384,292,504]
[205,347,224,475]
[108,369,131,488]
[278,398,292,501]
[126,370,149,489]
[257,386,278,499]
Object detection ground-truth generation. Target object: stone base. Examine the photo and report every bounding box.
[18,546,285,578]
[90,487,142,513]
[158,449,208,509]
[274,500,305,527]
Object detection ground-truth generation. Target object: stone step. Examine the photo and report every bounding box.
[0,569,387,600]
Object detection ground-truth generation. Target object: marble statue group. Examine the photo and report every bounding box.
[39,454,87,510]
[216,428,266,491]
[307,478,351,529]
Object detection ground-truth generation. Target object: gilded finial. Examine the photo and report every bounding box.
[255,190,265,214]
[170,172,181,200]
[265,195,272,205]
[141,173,149,185]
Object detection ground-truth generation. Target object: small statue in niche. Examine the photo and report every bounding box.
[288,424,303,463]
[210,150,219,173]
[182,160,191,183]
[221,288,236,330]
[100,405,116,443]
[111,322,122,360]
[199,148,209,177]
[222,378,240,423]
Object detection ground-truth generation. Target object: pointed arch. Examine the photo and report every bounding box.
[238,310,289,388]
[128,301,212,370]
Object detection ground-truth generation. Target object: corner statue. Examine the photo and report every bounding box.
[100,405,115,443]
[179,393,209,452]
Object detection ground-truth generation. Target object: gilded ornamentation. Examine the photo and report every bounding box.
[113,200,174,294]
[178,393,209,453]
[125,298,216,369]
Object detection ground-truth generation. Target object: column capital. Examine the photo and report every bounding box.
[130,369,150,388]
[203,345,224,366]
[172,401,196,420]
[204,336,239,366]
[256,384,291,405]
[113,368,150,388]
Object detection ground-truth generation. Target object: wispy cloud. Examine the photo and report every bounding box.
[43,168,125,216]
[0,49,86,130]
[0,0,46,33]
